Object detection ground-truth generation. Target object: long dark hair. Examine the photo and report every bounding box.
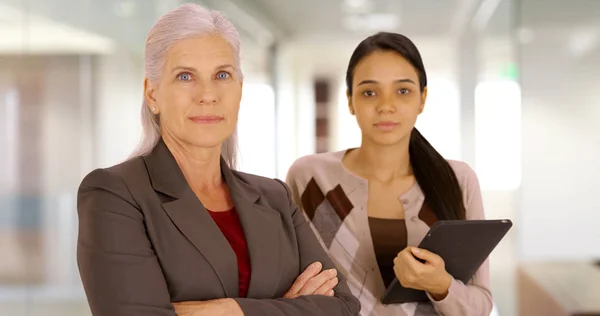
[345,32,466,221]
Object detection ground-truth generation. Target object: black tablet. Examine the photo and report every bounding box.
[380,219,512,305]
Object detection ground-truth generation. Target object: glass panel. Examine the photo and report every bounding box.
[0,1,274,315]
[518,0,600,260]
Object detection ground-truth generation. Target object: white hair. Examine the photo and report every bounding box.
[129,3,242,168]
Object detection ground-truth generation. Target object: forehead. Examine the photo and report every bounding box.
[353,50,419,83]
[164,35,235,69]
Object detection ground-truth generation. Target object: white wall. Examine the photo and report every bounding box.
[94,51,144,168]
[518,29,600,260]
[475,38,521,192]
[236,83,276,177]
[275,36,462,178]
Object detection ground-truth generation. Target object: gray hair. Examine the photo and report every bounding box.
[129,3,241,168]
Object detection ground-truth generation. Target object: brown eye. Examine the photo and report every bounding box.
[398,88,410,95]
[363,90,376,97]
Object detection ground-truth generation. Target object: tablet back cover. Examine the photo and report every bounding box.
[381,219,512,305]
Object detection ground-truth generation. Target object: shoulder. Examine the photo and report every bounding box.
[78,157,146,201]
[231,171,297,214]
[446,160,484,215]
[233,170,289,197]
[446,160,479,186]
[289,151,343,171]
[287,151,344,181]
[446,159,481,195]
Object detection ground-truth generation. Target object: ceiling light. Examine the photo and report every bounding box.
[517,27,535,44]
[567,30,598,57]
[343,13,400,32]
[345,0,367,9]
[113,0,137,18]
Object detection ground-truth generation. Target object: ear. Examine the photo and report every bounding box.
[346,90,355,115]
[144,77,159,114]
[418,86,428,114]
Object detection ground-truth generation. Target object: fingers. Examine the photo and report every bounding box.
[397,248,422,271]
[285,262,322,296]
[297,268,337,296]
[394,261,424,290]
[172,301,205,315]
[394,248,426,289]
[313,275,339,295]
[394,247,447,292]
[410,247,443,266]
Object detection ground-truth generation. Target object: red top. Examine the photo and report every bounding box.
[207,207,251,297]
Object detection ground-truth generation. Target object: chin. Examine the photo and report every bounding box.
[369,132,408,147]
[183,135,230,150]
[182,125,235,148]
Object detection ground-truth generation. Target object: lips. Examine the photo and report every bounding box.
[374,121,399,131]
[375,122,398,127]
[188,115,224,124]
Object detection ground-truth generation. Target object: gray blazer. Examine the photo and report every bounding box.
[76,140,360,316]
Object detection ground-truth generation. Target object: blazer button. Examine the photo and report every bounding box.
[411,216,418,222]
[401,199,409,205]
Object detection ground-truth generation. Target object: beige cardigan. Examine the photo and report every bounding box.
[285,150,493,316]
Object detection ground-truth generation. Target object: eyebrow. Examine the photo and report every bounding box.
[357,78,417,86]
[216,64,235,71]
[171,64,236,73]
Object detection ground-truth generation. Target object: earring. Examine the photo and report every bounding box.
[151,107,156,113]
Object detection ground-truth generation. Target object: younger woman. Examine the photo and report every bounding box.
[286,32,493,316]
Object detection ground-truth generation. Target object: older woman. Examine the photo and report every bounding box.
[76,4,360,316]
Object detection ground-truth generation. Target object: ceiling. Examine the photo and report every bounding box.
[0,0,598,54]
[0,0,478,50]
[0,0,156,53]
[232,0,467,39]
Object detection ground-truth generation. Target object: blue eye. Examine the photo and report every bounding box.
[216,71,230,80]
[178,73,192,81]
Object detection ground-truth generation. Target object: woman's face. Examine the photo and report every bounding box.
[145,34,242,149]
[348,50,427,146]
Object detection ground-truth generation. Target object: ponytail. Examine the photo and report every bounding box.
[409,128,466,220]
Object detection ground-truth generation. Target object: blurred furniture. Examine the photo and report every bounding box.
[518,262,600,316]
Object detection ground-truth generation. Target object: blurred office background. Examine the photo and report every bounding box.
[0,0,599,315]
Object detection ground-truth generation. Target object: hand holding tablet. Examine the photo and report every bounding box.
[381,219,513,305]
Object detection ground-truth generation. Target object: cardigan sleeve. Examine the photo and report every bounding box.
[428,161,494,316]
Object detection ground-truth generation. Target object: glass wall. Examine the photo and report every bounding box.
[517,0,600,261]
[2,0,599,315]
[0,1,275,315]
[477,2,520,315]
[475,0,521,192]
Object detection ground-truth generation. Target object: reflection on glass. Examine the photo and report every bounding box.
[475,80,522,191]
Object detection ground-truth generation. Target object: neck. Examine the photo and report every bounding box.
[162,133,223,188]
[352,136,412,183]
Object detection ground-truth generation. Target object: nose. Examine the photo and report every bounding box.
[194,80,218,104]
[376,93,396,114]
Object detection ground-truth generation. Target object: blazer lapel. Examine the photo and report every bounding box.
[221,161,283,299]
[143,140,239,297]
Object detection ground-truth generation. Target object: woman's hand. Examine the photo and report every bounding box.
[173,298,243,316]
[393,247,452,301]
[283,261,339,299]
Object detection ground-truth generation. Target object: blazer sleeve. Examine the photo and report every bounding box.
[232,179,361,316]
[77,168,176,316]
[427,163,494,316]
